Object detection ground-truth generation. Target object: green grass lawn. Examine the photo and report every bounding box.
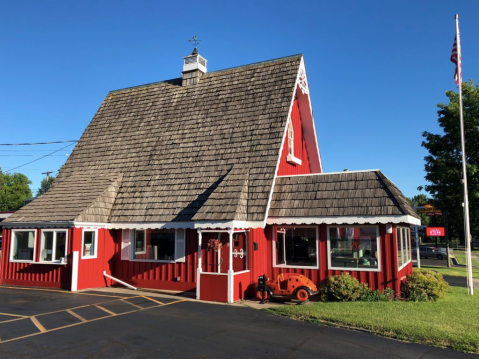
[420,265,479,279]
[453,251,479,267]
[266,286,479,353]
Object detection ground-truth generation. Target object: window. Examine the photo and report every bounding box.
[40,230,68,263]
[11,230,36,262]
[134,230,146,254]
[328,226,380,271]
[288,120,294,156]
[133,229,176,261]
[397,227,411,269]
[274,227,317,268]
[82,230,97,259]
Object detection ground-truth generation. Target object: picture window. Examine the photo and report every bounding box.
[328,226,380,271]
[11,230,36,262]
[40,230,67,263]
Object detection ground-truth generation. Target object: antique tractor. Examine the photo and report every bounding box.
[256,273,318,302]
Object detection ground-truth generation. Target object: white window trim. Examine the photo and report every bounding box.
[134,229,146,254]
[327,225,381,273]
[129,229,182,263]
[40,229,69,264]
[397,226,412,271]
[81,228,98,260]
[272,225,319,269]
[288,119,294,156]
[10,229,37,263]
[286,119,302,165]
[287,154,302,165]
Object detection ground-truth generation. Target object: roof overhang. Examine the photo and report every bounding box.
[267,215,421,226]
[0,220,266,230]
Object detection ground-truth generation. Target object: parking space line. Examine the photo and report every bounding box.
[0,312,28,318]
[140,295,164,305]
[121,299,143,309]
[0,296,188,344]
[161,299,187,306]
[94,305,116,316]
[0,317,27,325]
[67,310,87,323]
[34,305,90,317]
[0,286,126,298]
[30,317,47,333]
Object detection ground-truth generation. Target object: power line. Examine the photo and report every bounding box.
[0,154,69,157]
[0,149,72,152]
[0,140,78,146]
[4,143,75,173]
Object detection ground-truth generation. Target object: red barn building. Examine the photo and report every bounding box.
[0,50,420,302]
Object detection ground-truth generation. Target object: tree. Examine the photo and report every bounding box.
[36,175,55,196]
[422,81,479,241]
[407,193,431,228]
[0,170,32,211]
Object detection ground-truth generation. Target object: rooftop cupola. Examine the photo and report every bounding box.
[182,47,207,86]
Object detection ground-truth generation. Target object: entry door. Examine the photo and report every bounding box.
[232,232,247,272]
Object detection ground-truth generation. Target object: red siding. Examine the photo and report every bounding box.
[0,227,74,289]
[76,228,116,290]
[233,271,251,301]
[200,274,228,302]
[264,224,407,293]
[112,229,198,292]
[277,98,314,176]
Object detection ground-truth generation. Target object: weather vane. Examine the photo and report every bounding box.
[188,36,201,48]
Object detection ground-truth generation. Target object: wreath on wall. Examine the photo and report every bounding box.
[207,239,223,252]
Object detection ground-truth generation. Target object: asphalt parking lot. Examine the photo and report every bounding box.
[0,286,476,358]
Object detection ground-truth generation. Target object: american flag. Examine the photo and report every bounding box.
[451,35,461,85]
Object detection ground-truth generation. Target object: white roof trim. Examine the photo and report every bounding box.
[2,221,74,228]
[91,221,265,230]
[194,220,264,229]
[267,215,421,226]
[298,56,322,173]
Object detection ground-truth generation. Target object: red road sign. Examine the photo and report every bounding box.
[426,227,445,236]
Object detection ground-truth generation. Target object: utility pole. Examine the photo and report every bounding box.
[42,171,53,181]
[413,199,421,269]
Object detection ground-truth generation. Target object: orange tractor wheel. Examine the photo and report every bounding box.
[296,288,309,302]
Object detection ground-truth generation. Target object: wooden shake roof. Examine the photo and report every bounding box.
[269,170,419,219]
[6,55,303,224]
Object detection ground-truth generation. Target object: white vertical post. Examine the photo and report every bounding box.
[455,14,473,295]
[415,230,421,269]
[217,245,221,274]
[227,229,234,304]
[196,229,202,300]
[71,251,79,292]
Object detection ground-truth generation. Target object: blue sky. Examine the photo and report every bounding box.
[1,0,478,199]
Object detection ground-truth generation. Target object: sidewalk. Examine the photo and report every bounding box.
[443,275,479,289]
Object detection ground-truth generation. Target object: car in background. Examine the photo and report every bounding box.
[419,246,450,260]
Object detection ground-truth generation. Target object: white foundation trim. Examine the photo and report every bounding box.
[267,215,421,226]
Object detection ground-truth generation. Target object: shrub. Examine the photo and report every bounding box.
[319,273,396,302]
[319,273,367,302]
[401,269,449,302]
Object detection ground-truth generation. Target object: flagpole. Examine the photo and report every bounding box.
[455,14,474,295]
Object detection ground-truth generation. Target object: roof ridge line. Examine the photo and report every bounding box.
[108,54,303,94]
[206,54,303,75]
[277,169,381,178]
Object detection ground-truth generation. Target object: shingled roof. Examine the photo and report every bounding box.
[7,173,121,223]
[268,170,420,224]
[6,54,303,225]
